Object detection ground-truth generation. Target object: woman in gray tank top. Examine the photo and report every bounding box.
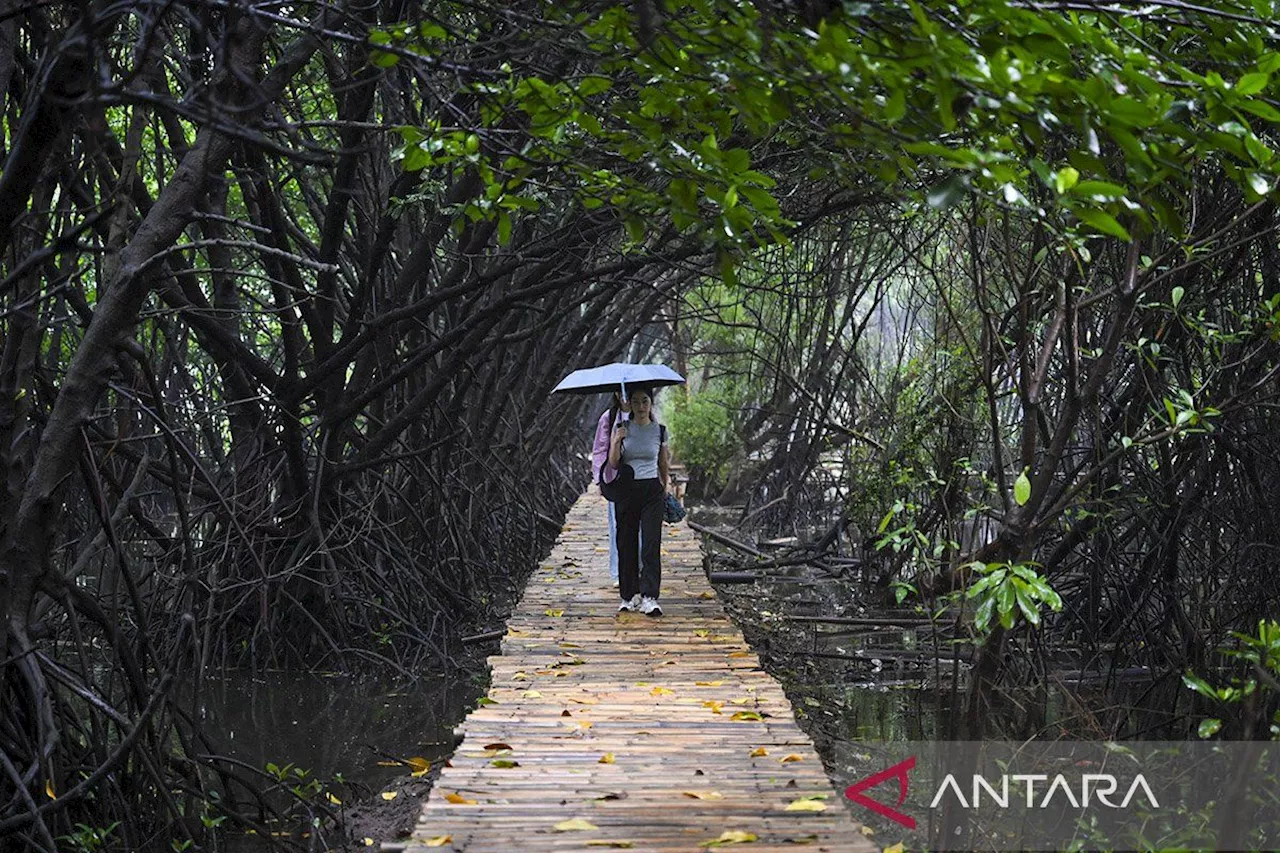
[606,386,671,616]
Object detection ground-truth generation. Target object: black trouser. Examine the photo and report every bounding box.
[617,478,663,600]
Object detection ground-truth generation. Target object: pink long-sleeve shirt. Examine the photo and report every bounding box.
[592,409,621,484]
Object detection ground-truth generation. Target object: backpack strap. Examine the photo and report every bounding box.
[660,424,667,444]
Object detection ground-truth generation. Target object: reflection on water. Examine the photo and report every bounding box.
[197,669,480,791]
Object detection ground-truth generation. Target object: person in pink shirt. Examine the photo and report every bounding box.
[592,392,632,586]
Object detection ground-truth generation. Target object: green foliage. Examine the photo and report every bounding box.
[58,823,120,853]
[1185,619,1280,738]
[965,561,1064,636]
[374,2,1280,256]
[667,390,736,491]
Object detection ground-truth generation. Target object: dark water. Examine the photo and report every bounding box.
[197,669,480,792]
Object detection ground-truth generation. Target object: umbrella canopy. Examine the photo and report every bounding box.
[552,362,685,397]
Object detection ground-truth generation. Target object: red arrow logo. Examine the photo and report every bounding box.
[844,756,917,829]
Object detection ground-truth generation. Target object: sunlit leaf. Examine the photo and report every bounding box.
[554,818,600,831]
[700,830,759,846]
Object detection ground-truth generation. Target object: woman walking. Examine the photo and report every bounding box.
[607,386,670,616]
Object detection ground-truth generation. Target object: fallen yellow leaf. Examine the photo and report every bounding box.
[699,830,759,846]
[424,837,452,847]
[407,756,431,776]
[326,792,342,805]
[780,754,805,763]
[698,592,715,599]
[704,700,724,714]
[883,844,905,853]
[785,798,827,812]
[545,609,564,617]
[651,686,675,696]
[482,742,513,751]
[363,838,375,847]
[860,825,876,836]
[728,651,751,658]
[749,747,768,757]
[490,759,520,768]
[599,753,615,764]
[523,690,543,698]
[44,780,55,800]
[694,630,710,637]
[380,791,398,801]
[683,790,725,800]
[731,711,764,721]
[444,792,476,804]
[554,818,599,831]
[695,681,724,687]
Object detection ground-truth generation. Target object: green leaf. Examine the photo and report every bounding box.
[1074,207,1132,241]
[1171,286,1184,309]
[1071,180,1128,199]
[1013,469,1031,506]
[1236,72,1270,96]
[577,76,612,97]
[1197,718,1222,738]
[974,596,995,634]
[1054,166,1079,194]
[996,582,1016,629]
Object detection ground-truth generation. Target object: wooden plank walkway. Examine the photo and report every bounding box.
[399,493,876,852]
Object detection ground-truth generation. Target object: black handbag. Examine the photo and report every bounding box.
[599,463,633,502]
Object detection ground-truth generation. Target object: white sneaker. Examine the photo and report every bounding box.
[618,594,640,613]
[639,596,663,617]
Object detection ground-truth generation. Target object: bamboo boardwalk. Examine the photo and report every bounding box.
[399,492,876,853]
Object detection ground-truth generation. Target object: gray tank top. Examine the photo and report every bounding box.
[620,420,665,480]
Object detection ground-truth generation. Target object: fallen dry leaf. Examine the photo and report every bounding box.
[749,747,768,757]
[703,700,724,714]
[522,690,543,698]
[683,790,725,800]
[599,753,615,764]
[545,609,564,617]
[728,651,751,658]
[407,756,431,777]
[780,754,805,763]
[695,681,724,687]
[699,830,759,846]
[380,791,397,801]
[651,686,675,696]
[424,836,452,847]
[731,711,764,722]
[444,792,476,804]
[554,818,599,831]
[326,792,341,805]
[490,759,520,768]
[482,742,513,751]
[883,844,905,853]
[785,798,827,812]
